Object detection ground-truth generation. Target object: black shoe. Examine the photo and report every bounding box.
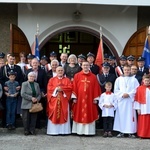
[128,134,136,138]
[108,131,113,137]
[103,132,108,138]
[7,125,12,130]
[117,133,124,138]
[30,131,36,135]
[11,126,16,130]
[24,131,30,136]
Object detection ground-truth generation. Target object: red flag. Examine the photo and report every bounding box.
[95,37,104,73]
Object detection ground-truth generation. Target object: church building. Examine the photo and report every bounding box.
[0,1,150,62]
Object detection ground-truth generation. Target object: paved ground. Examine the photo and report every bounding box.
[0,128,150,150]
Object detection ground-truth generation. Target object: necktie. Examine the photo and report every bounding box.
[42,66,45,70]
[11,65,13,69]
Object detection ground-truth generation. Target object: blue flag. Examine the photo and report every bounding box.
[142,37,150,67]
[35,35,40,60]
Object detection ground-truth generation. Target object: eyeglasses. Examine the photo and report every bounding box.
[128,60,134,61]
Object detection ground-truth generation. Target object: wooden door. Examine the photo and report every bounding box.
[123,26,147,60]
[10,24,31,63]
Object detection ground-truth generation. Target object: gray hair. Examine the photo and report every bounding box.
[67,54,78,64]
[28,72,36,77]
[51,59,59,66]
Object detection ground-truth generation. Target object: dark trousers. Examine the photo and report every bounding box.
[6,97,17,126]
[103,117,114,132]
[1,94,6,127]
[36,97,47,128]
[22,109,37,132]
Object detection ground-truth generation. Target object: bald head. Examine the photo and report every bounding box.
[56,66,64,77]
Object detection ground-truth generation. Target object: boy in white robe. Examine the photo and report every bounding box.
[113,65,139,138]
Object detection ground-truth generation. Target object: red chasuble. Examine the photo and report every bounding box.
[47,76,72,124]
[135,85,150,138]
[72,71,101,124]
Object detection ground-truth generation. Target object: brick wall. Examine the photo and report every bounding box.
[0,4,17,54]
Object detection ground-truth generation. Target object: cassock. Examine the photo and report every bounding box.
[72,71,101,135]
[113,76,139,134]
[47,76,72,135]
[134,85,150,138]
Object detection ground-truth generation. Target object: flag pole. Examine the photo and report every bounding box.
[99,26,104,61]
[147,26,150,43]
[36,23,39,35]
[142,25,150,67]
[100,26,102,39]
[31,23,40,60]
[95,26,104,73]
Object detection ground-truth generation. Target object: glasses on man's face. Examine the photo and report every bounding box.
[131,68,137,70]
[104,59,109,61]
[128,60,134,61]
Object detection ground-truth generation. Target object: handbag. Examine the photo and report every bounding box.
[29,102,43,113]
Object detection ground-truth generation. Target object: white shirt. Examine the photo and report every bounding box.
[99,92,117,117]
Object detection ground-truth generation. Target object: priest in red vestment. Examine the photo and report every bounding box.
[47,66,72,135]
[72,61,101,135]
[134,74,150,138]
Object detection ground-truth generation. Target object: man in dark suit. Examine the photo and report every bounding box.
[108,55,117,76]
[1,53,24,86]
[127,55,135,67]
[115,55,127,77]
[40,55,49,73]
[59,53,68,67]
[87,52,100,75]
[26,58,47,128]
[77,54,86,67]
[103,53,109,63]
[97,62,116,93]
[47,59,59,81]
[0,52,5,67]
[131,65,142,84]
[137,56,149,77]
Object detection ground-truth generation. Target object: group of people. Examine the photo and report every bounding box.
[0,51,150,139]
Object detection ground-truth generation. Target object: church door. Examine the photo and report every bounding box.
[10,24,31,63]
[123,26,147,60]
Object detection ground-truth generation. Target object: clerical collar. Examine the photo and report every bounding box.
[57,76,63,79]
[82,70,90,74]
